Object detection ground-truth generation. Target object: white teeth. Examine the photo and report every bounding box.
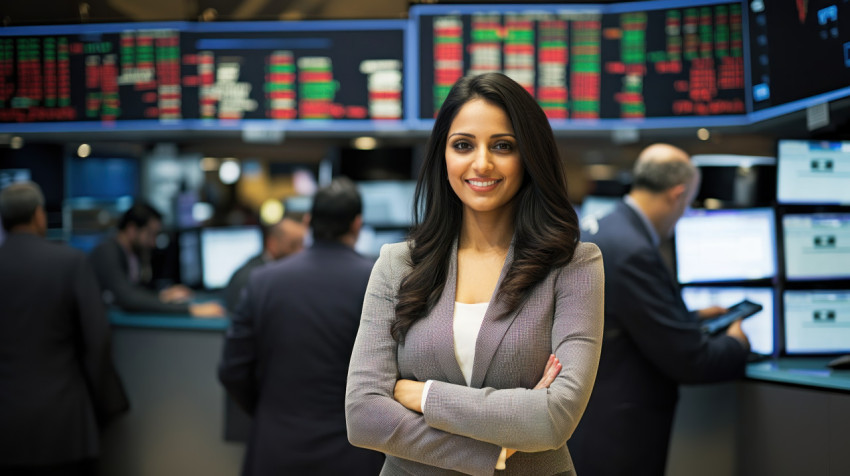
[468,179,498,187]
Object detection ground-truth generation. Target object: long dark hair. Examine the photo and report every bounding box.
[391,72,580,342]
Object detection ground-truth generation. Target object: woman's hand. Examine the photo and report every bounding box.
[533,353,562,390]
[394,379,426,413]
[502,354,562,466]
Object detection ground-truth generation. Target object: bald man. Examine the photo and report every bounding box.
[224,217,306,313]
[570,144,750,476]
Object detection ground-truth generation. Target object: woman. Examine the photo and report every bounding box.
[345,72,604,475]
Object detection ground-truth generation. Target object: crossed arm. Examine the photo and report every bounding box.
[393,354,563,468]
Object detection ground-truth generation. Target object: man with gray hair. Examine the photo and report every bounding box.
[570,144,750,476]
[0,182,128,475]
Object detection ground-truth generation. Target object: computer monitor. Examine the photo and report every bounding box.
[690,154,777,207]
[784,290,850,355]
[284,196,313,215]
[354,225,407,259]
[675,208,777,284]
[782,213,850,281]
[200,226,263,289]
[357,181,416,227]
[681,286,775,356]
[579,196,620,222]
[777,140,850,205]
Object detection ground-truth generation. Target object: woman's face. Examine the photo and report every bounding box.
[445,98,523,218]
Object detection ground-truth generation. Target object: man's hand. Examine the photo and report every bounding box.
[189,301,226,318]
[725,319,751,350]
[696,305,728,320]
[159,284,193,303]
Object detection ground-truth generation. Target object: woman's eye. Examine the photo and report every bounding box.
[452,141,472,150]
[493,142,514,151]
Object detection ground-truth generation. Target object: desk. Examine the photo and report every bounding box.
[745,356,850,391]
[736,358,850,476]
[99,310,244,476]
[666,358,850,476]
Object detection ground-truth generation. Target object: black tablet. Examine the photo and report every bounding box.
[701,299,764,335]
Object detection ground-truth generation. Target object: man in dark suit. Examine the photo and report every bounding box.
[570,144,751,476]
[0,182,129,475]
[219,177,384,476]
[89,203,224,317]
[223,216,306,313]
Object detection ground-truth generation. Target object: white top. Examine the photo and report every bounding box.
[453,301,489,386]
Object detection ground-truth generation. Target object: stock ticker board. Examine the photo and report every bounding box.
[0,21,405,130]
[5,1,849,132]
[414,2,746,123]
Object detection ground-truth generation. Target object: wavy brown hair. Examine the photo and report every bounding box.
[391,72,580,343]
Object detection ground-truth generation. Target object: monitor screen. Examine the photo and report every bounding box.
[784,290,850,354]
[66,157,139,199]
[782,213,850,281]
[410,1,747,129]
[579,195,620,222]
[181,21,405,128]
[200,226,263,289]
[357,181,416,227]
[355,225,407,258]
[747,0,850,117]
[777,140,850,205]
[690,154,777,207]
[0,20,406,133]
[675,208,776,284]
[0,22,189,129]
[284,195,313,215]
[681,286,775,356]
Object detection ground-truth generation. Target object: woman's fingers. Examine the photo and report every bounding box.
[533,354,562,389]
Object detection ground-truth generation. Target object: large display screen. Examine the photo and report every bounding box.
[181,21,405,130]
[410,0,747,128]
[0,22,189,129]
[777,140,850,205]
[782,213,850,281]
[784,290,850,354]
[747,0,850,119]
[681,286,775,355]
[675,207,776,284]
[0,20,406,132]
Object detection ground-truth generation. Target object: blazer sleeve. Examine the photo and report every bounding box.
[218,280,260,415]
[90,242,189,314]
[420,243,605,452]
[73,252,129,426]
[345,243,503,476]
[610,249,748,384]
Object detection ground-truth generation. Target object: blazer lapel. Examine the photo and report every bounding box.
[433,239,467,385]
[470,243,522,388]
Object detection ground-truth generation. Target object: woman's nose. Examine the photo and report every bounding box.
[471,148,494,173]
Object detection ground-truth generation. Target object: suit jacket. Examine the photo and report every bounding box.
[224,254,267,313]
[89,236,189,314]
[345,240,604,476]
[0,233,129,466]
[570,201,748,476]
[219,240,384,476]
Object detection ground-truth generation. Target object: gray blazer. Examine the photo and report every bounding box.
[345,240,604,476]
